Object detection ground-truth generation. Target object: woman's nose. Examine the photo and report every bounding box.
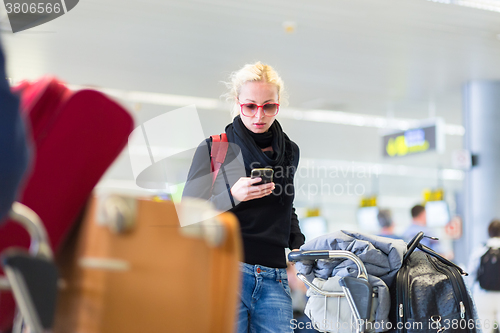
[255,107,265,118]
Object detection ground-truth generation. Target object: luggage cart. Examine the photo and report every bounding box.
[288,250,375,333]
[0,202,58,333]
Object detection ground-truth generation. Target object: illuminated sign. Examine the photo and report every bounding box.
[382,120,444,158]
[305,207,321,217]
[423,188,445,202]
[360,196,377,207]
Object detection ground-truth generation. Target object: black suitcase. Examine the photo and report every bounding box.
[389,232,478,333]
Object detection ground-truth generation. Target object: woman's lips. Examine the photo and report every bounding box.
[254,123,266,128]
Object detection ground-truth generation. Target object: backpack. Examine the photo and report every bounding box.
[477,247,500,291]
[389,232,477,333]
[209,133,229,190]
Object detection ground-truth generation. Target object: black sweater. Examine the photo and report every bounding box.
[182,136,305,268]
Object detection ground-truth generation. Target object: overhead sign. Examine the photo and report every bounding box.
[382,119,445,158]
[360,196,377,207]
[305,207,321,217]
[423,188,445,202]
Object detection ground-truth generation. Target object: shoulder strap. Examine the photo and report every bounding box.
[210,133,228,189]
[482,247,494,258]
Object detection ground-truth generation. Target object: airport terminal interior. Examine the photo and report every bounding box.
[1,0,500,332]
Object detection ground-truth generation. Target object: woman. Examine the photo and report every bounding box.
[183,62,305,332]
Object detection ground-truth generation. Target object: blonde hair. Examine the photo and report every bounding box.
[223,62,288,118]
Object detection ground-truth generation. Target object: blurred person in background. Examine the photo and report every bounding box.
[377,209,401,239]
[183,62,305,332]
[402,204,441,253]
[0,39,29,223]
[467,219,500,333]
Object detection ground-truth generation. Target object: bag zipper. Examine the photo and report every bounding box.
[430,256,476,333]
[429,256,460,308]
[396,264,409,333]
[439,261,476,333]
[403,266,410,333]
[396,266,404,333]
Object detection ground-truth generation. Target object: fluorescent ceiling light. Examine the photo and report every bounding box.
[68,85,222,110]
[68,84,465,136]
[427,0,500,13]
[282,109,464,136]
[298,158,464,181]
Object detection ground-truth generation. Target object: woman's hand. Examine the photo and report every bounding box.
[230,177,275,202]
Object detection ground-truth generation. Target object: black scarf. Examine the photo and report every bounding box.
[225,116,295,203]
[248,130,273,149]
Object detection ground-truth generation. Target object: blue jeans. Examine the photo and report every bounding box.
[236,263,293,333]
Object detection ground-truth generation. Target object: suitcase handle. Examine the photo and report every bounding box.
[288,250,369,281]
[403,231,424,262]
[9,202,53,259]
[78,257,130,271]
[417,243,468,275]
[404,231,467,275]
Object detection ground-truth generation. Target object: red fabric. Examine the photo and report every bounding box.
[0,77,134,331]
[15,78,72,144]
[210,133,228,189]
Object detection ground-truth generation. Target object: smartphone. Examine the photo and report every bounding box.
[251,168,274,186]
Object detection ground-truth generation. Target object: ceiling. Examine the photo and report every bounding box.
[2,0,500,121]
[1,0,499,229]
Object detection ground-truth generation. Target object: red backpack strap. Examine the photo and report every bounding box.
[210,133,228,189]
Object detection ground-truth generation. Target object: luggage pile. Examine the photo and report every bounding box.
[291,231,479,333]
[0,77,134,332]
